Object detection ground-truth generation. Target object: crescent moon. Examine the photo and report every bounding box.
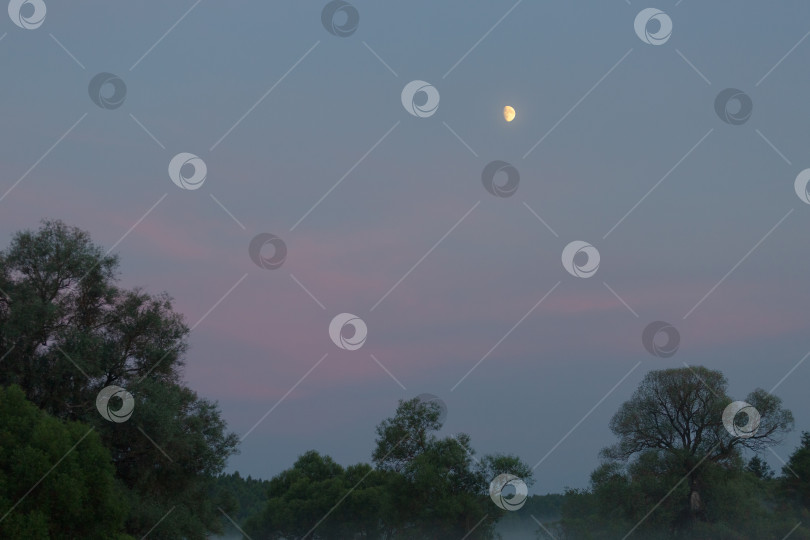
[504,106,515,122]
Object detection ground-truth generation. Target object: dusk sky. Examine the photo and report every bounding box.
[2,1,810,494]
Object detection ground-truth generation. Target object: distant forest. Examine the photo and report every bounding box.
[209,403,810,539]
[1,221,809,539]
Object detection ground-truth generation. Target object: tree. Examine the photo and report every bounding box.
[782,431,810,509]
[372,396,442,474]
[0,221,239,538]
[746,455,774,480]
[243,450,389,539]
[603,368,793,464]
[0,385,129,539]
[562,446,809,539]
[109,379,239,538]
[247,398,534,539]
[373,397,534,539]
[210,471,272,527]
[591,366,793,534]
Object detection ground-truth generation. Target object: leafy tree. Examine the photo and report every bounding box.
[746,455,774,480]
[373,397,533,539]
[561,450,810,540]
[601,367,792,527]
[560,367,801,539]
[603,368,793,463]
[0,220,239,538]
[109,379,239,539]
[244,450,389,539]
[247,398,534,539]
[372,396,442,474]
[0,385,129,539]
[782,431,810,509]
[559,488,603,539]
[210,471,272,525]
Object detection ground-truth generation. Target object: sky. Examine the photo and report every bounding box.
[2,0,810,495]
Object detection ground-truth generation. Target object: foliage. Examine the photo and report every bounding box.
[3,222,810,539]
[244,397,534,539]
[0,385,129,539]
[782,431,810,509]
[0,220,239,538]
[211,471,272,524]
[746,455,774,480]
[602,367,793,464]
[559,366,807,540]
[243,451,390,539]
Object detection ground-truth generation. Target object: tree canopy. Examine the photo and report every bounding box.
[603,367,793,464]
[0,220,239,538]
[560,366,804,539]
[782,431,810,509]
[0,385,129,539]
[246,397,534,539]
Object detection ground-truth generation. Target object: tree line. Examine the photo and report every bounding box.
[212,367,810,539]
[1,221,809,539]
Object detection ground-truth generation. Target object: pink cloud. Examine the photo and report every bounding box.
[4,181,806,407]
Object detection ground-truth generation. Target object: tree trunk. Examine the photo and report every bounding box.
[688,472,702,523]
